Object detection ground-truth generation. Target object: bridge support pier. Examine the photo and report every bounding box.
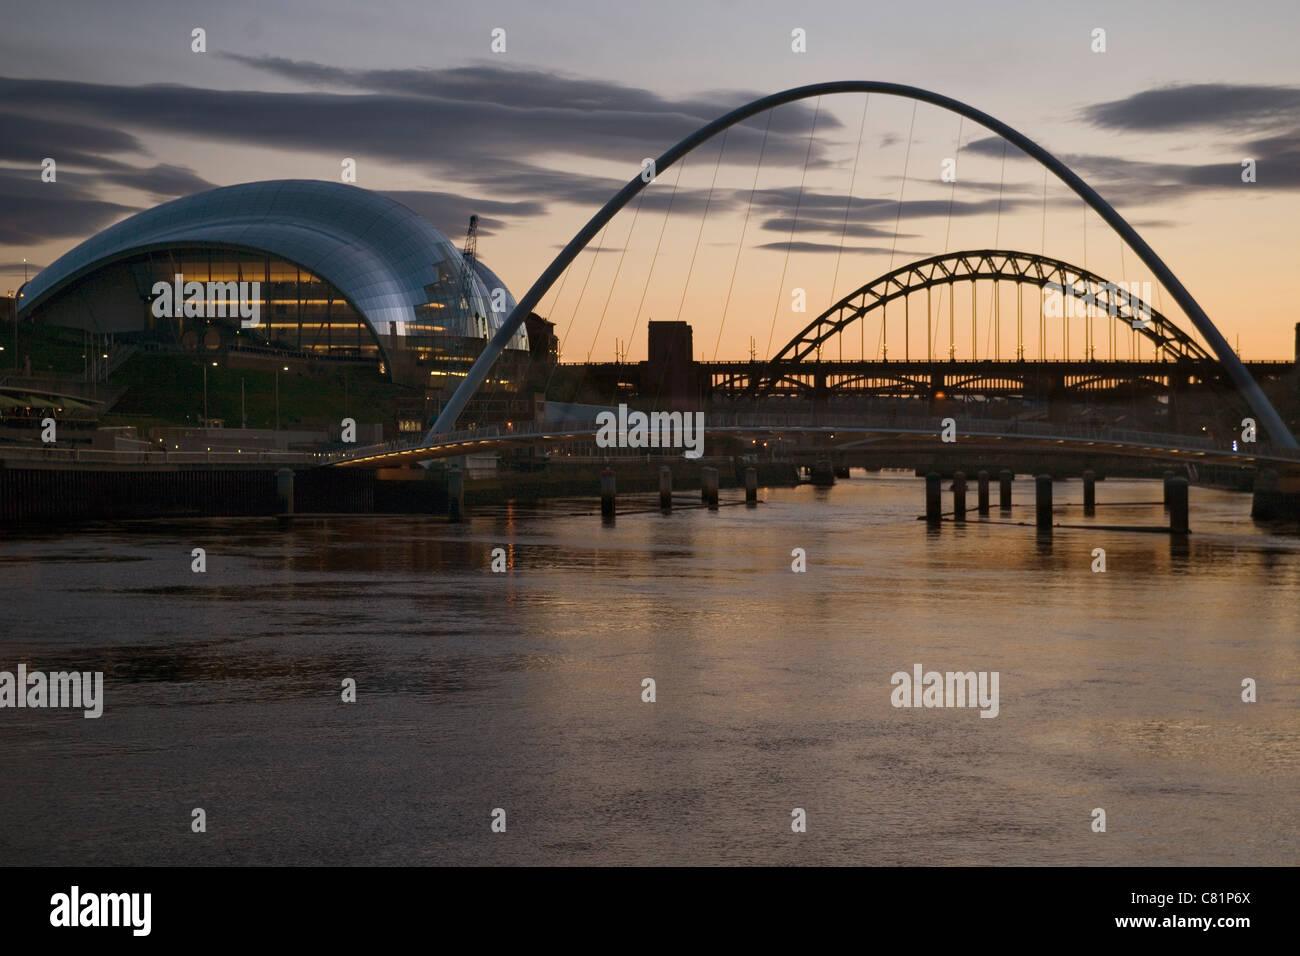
[1036,475,1053,531]
[926,473,941,526]
[745,466,758,506]
[601,467,616,519]
[953,471,967,523]
[1162,471,1174,510]
[447,466,464,522]
[977,470,989,516]
[811,458,835,487]
[1167,476,1189,534]
[999,470,1012,511]
[660,466,673,511]
[1083,470,1096,516]
[275,468,294,515]
[702,466,719,510]
[1250,469,1300,520]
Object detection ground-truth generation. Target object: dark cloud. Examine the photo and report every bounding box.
[1083,83,1300,132]
[0,66,826,194]
[760,217,916,240]
[0,66,834,247]
[753,240,931,256]
[547,245,628,253]
[96,163,215,200]
[458,156,728,217]
[0,113,142,163]
[962,123,1300,204]
[0,168,139,246]
[752,189,1032,239]
[378,189,544,236]
[0,112,143,170]
[223,56,834,137]
[963,136,1028,159]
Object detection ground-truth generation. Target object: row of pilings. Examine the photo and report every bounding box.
[588,464,760,522]
[924,469,1190,534]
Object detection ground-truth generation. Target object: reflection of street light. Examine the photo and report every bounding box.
[275,366,288,431]
[203,360,217,423]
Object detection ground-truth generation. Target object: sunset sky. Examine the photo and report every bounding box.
[3,0,1298,361]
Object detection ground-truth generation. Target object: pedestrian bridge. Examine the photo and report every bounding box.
[322,413,1300,471]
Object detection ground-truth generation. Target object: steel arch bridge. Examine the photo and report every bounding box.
[705,361,1241,400]
[766,249,1206,368]
[427,80,1297,449]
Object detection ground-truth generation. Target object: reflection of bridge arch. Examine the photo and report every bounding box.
[428,81,1295,448]
[756,249,1210,394]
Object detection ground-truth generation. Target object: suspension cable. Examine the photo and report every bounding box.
[715,111,773,362]
[585,189,648,368]
[673,131,729,328]
[764,98,822,359]
[626,154,688,359]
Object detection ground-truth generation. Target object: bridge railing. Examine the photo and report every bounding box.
[319,418,603,463]
[0,446,321,466]
[703,411,1300,459]
[320,410,1300,464]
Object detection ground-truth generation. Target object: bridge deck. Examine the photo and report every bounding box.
[325,416,1300,470]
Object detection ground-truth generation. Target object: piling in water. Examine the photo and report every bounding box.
[999,469,1012,511]
[1251,469,1281,520]
[745,466,758,506]
[1162,470,1174,509]
[810,458,836,487]
[952,470,966,523]
[447,466,464,522]
[1083,469,1096,516]
[926,472,941,525]
[977,470,989,516]
[659,466,673,511]
[1036,474,1053,530]
[275,468,294,515]
[1168,476,1189,534]
[600,467,616,519]
[702,466,719,510]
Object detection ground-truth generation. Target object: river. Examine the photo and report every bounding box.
[1,474,1295,865]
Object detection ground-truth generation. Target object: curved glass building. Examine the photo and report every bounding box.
[16,180,529,388]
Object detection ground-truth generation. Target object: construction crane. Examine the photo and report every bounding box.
[462,213,479,264]
[458,215,485,339]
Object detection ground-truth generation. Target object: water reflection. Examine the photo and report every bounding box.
[0,476,1295,866]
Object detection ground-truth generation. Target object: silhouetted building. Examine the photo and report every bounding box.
[525,312,558,366]
[646,320,696,409]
